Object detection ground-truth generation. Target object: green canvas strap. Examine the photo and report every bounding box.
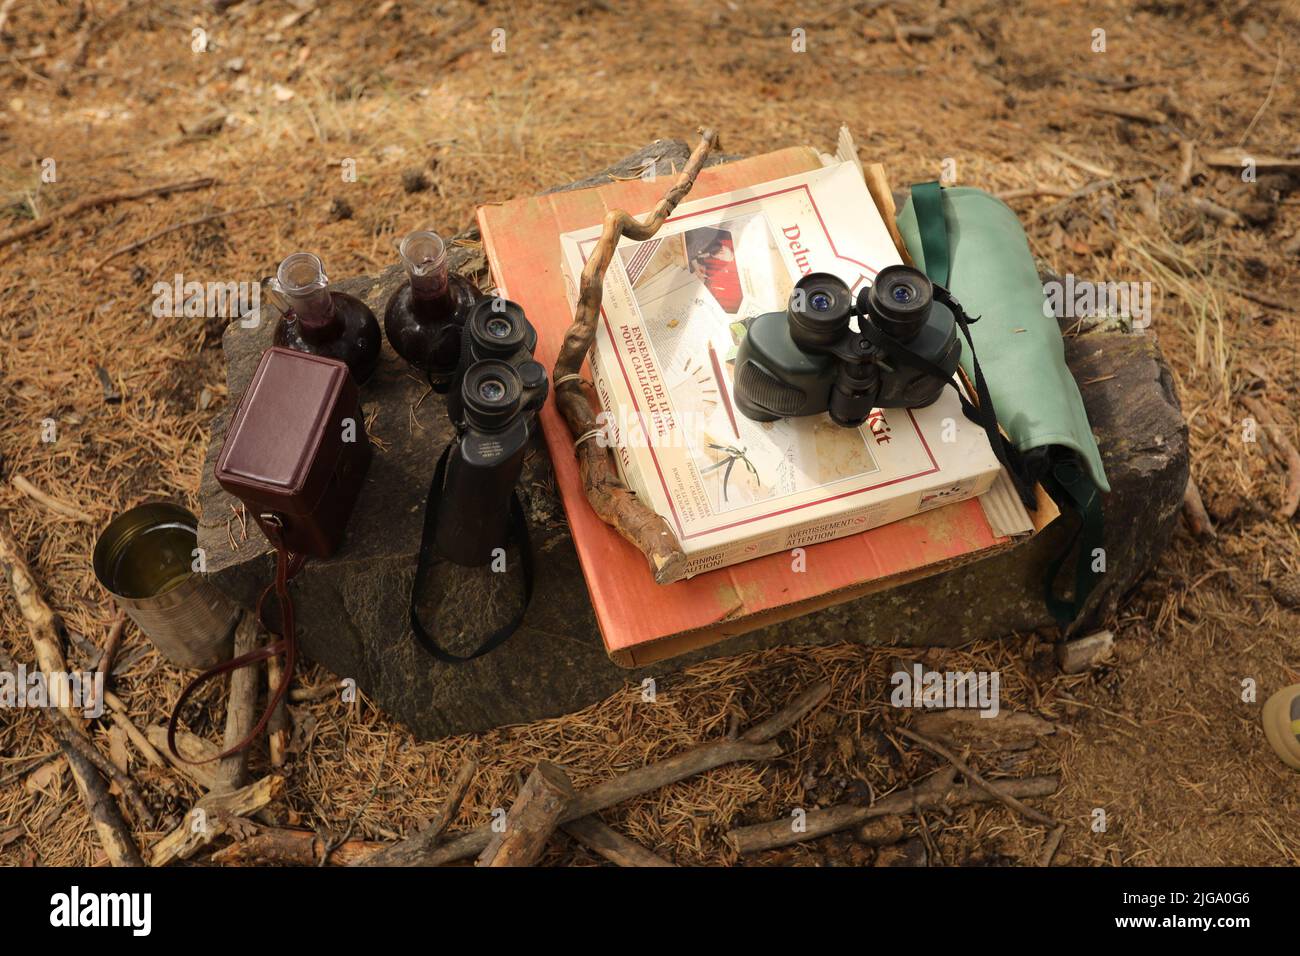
[1043,461,1105,626]
[911,181,950,287]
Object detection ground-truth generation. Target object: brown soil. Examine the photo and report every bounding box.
[1,0,1298,867]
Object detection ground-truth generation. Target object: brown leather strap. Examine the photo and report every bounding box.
[167,535,305,764]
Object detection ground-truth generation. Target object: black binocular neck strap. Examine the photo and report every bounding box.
[860,306,1037,512]
[408,443,535,663]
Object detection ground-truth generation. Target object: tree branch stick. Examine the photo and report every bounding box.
[552,128,719,583]
[1241,395,1300,519]
[477,761,574,866]
[209,829,385,866]
[210,612,261,795]
[266,652,290,769]
[728,773,1059,855]
[0,177,216,249]
[146,724,220,791]
[11,475,94,522]
[895,726,1059,827]
[1182,475,1216,539]
[91,198,295,272]
[0,646,153,827]
[355,753,478,867]
[563,816,676,867]
[363,679,825,866]
[0,520,145,865]
[150,775,285,866]
[103,692,166,768]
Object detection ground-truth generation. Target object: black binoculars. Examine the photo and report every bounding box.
[435,298,548,567]
[732,265,961,428]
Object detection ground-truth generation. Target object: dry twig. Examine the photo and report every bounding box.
[727,771,1059,855]
[476,761,574,866]
[1240,395,1300,519]
[563,815,676,867]
[0,520,144,865]
[895,726,1059,827]
[356,753,478,866]
[361,680,829,866]
[11,475,94,522]
[0,177,216,249]
[552,127,718,583]
[91,198,296,272]
[1182,476,1216,539]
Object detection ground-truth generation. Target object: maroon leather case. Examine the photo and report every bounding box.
[215,347,372,559]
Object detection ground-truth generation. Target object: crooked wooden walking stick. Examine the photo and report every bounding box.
[551,127,719,584]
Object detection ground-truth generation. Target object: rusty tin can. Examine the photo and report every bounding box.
[93,502,238,670]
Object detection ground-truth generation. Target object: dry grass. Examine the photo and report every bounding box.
[1,0,1298,866]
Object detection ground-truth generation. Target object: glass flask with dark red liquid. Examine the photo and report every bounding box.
[271,252,381,386]
[384,230,481,391]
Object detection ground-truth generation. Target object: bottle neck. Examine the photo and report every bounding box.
[400,231,453,320]
[274,253,340,342]
[289,287,339,342]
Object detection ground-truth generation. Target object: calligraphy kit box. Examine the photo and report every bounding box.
[556,161,1007,583]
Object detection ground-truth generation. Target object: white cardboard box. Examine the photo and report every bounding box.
[559,161,1006,582]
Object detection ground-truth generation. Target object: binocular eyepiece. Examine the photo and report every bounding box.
[467,299,533,358]
[787,267,935,351]
[459,358,548,432]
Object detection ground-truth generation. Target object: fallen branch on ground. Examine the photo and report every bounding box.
[563,815,676,867]
[150,775,285,866]
[87,611,126,716]
[355,753,478,867]
[91,198,296,272]
[0,519,145,866]
[149,612,280,865]
[1240,395,1300,520]
[1176,139,1197,189]
[146,724,220,791]
[895,726,1059,827]
[0,646,153,828]
[1190,196,1244,227]
[103,692,165,768]
[209,829,385,866]
[727,772,1059,855]
[211,613,261,795]
[11,475,94,522]
[0,177,217,249]
[1200,147,1300,171]
[477,761,574,867]
[356,680,830,867]
[1039,826,1066,867]
[1182,476,1216,539]
[266,653,290,768]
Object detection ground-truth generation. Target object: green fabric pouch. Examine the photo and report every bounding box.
[896,183,1110,624]
[897,184,1109,493]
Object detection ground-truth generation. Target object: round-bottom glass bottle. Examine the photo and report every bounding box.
[384,230,481,391]
[271,252,381,385]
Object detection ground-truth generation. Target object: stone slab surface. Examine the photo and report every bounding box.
[196,141,1188,739]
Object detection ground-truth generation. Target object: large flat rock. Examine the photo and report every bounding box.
[196,141,1188,739]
